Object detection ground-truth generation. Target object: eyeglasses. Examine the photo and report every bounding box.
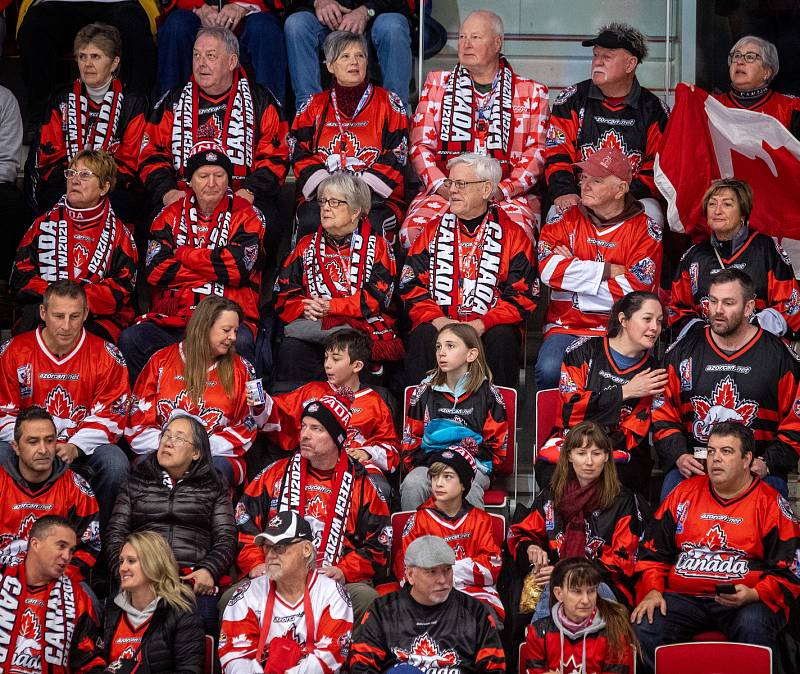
[263,539,304,556]
[317,197,348,209]
[64,169,97,181]
[160,432,194,448]
[728,50,762,65]
[442,179,488,191]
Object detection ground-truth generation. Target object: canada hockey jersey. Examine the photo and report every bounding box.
[126,342,256,483]
[652,323,800,476]
[636,475,800,617]
[0,456,100,581]
[0,557,105,674]
[538,199,663,336]
[257,380,399,474]
[508,485,645,607]
[400,205,538,329]
[398,501,504,619]
[0,328,129,453]
[538,336,658,466]
[401,379,508,473]
[11,197,139,341]
[349,585,505,674]
[219,570,352,674]
[142,191,264,333]
[668,228,800,334]
[544,78,669,200]
[714,88,800,138]
[236,453,390,580]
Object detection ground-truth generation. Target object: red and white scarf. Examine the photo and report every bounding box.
[64,78,124,160]
[429,207,505,319]
[277,451,355,568]
[438,58,513,165]
[171,69,255,178]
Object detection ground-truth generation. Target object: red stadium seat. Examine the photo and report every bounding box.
[204,634,217,674]
[654,642,770,674]
[693,631,727,642]
[533,388,560,497]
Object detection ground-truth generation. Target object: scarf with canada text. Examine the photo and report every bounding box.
[438,58,513,165]
[304,220,404,361]
[171,69,255,179]
[429,206,505,320]
[64,78,124,160]
[277,451,354,569]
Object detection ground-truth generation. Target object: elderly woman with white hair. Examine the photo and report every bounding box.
[274,171,403,383]
[289,30,409,245]
[715,35,800,136]
[399,153,539,388]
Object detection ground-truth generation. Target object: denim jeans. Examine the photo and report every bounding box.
[659,466,788,503]
[284,11,411,111]
[158,10,287,106]
[635,592,785,674]
[534,333,580,391]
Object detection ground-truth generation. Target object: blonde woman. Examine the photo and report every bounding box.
[103,531,204,673]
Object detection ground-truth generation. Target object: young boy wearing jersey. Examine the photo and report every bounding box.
[398,444,504,619]
[251,329,398,498]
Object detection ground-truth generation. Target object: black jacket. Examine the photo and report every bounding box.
[105,454,236,582]
[103,598,204,674]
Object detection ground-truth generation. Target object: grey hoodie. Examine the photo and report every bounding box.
[114,591,161,629]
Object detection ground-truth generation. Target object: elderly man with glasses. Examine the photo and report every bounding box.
[399,153,538,388]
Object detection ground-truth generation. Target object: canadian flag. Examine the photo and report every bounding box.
[655,84,800,247]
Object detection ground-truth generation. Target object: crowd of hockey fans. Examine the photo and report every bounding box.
[1,5,800,673]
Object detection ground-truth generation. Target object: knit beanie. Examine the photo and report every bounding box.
[185,140,234,181]
[429,438,478,493]
[302,388,355,451]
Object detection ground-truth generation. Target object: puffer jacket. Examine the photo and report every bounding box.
[103,594,205,674]
[105,454,236,582]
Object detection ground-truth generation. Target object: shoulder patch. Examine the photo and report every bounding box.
[0,338,11,357]
[105,341,127,367]
[71,471,95,497]
[297,94,313,115]
[778,493,798,523]
[402,513,416,538]
[774,239,794,267]
[554,85,577,107]
[565,335,592,354]
[489,384,506,407]
[387,90,406,115]
[646,217,662,242]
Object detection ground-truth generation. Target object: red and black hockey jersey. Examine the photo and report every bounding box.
[668,229,800,334]
[714,88,800,138]
[139,70,288,206]
[538,200,663,336]
[508,485,645,606]
[0,328,129,453]
[142,191,264,333]
[544,78,669,200]
[401,379,508,473]
[0,557,105,673]
[652,323,800,476]
[0,458,100,581]
[400,205,538,329]
[398,501,504,618]
[290,85,408,217]
[258,380,399,474]
[349,585,505,674]
[235,453,390,581]
[538,336,658,465]
[636,475,800,617]
[11,197,139,341]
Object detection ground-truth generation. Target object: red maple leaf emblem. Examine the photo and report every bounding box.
[196,116,222,142]
[699,524,728,550]
[393,633,460,667]
[17,513,37,540]
[305,494,327,520]
[425,128,438,142]
[453,544,466,561]
[582,129,643,173]
[320,132,380,170]
[45,385,87,426]
[690,375,758,442]
[156,391,223,432]
[19,609,40,641]
[73,244,89,272]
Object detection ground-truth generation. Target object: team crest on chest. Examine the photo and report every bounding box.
[675,524,749,580]
[392,633,460,672]
[690,376,758,442]
[580,129,642,173]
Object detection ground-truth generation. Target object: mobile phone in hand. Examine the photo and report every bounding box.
[715,583,736,595]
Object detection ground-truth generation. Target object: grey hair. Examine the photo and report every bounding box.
[323,31,368,65]
[319,172,372,217]
[303,541,317,570]
[464,10,504,38]
[600,22,648,62]
[196,26,240,59]
[731,35,779,82]
[446,153,502,191]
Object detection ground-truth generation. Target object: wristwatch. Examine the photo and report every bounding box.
[365,7,376,18]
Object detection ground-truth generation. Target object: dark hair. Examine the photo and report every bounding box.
[160,415,223,488]
[708,421,755,458]
[74,22,122,62]
[14,406,56,443]
[30,515,75,542]
[708,268,755,301]
[324,329,372,366]
[607,291,663,338]
[43,279,87,309]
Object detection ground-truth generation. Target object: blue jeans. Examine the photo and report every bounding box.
[531,581,616,623]
[284,11,411,111]
[660,466,788,502]
[534,333,580,391]
[158,10,287,106]
[635,592,785,674]
[118,320,256,386]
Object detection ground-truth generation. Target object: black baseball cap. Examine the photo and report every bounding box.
[254,511,313,547]
[582,29,645,61]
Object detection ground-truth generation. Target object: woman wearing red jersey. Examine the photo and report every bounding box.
[126,295,255,487]
[289,30,409,243]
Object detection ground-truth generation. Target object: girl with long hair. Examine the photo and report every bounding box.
[400,323,508,510]
[509,422,646,621]
[126,295,256,487]
[103,531,204,673]
[521,557,638,674]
